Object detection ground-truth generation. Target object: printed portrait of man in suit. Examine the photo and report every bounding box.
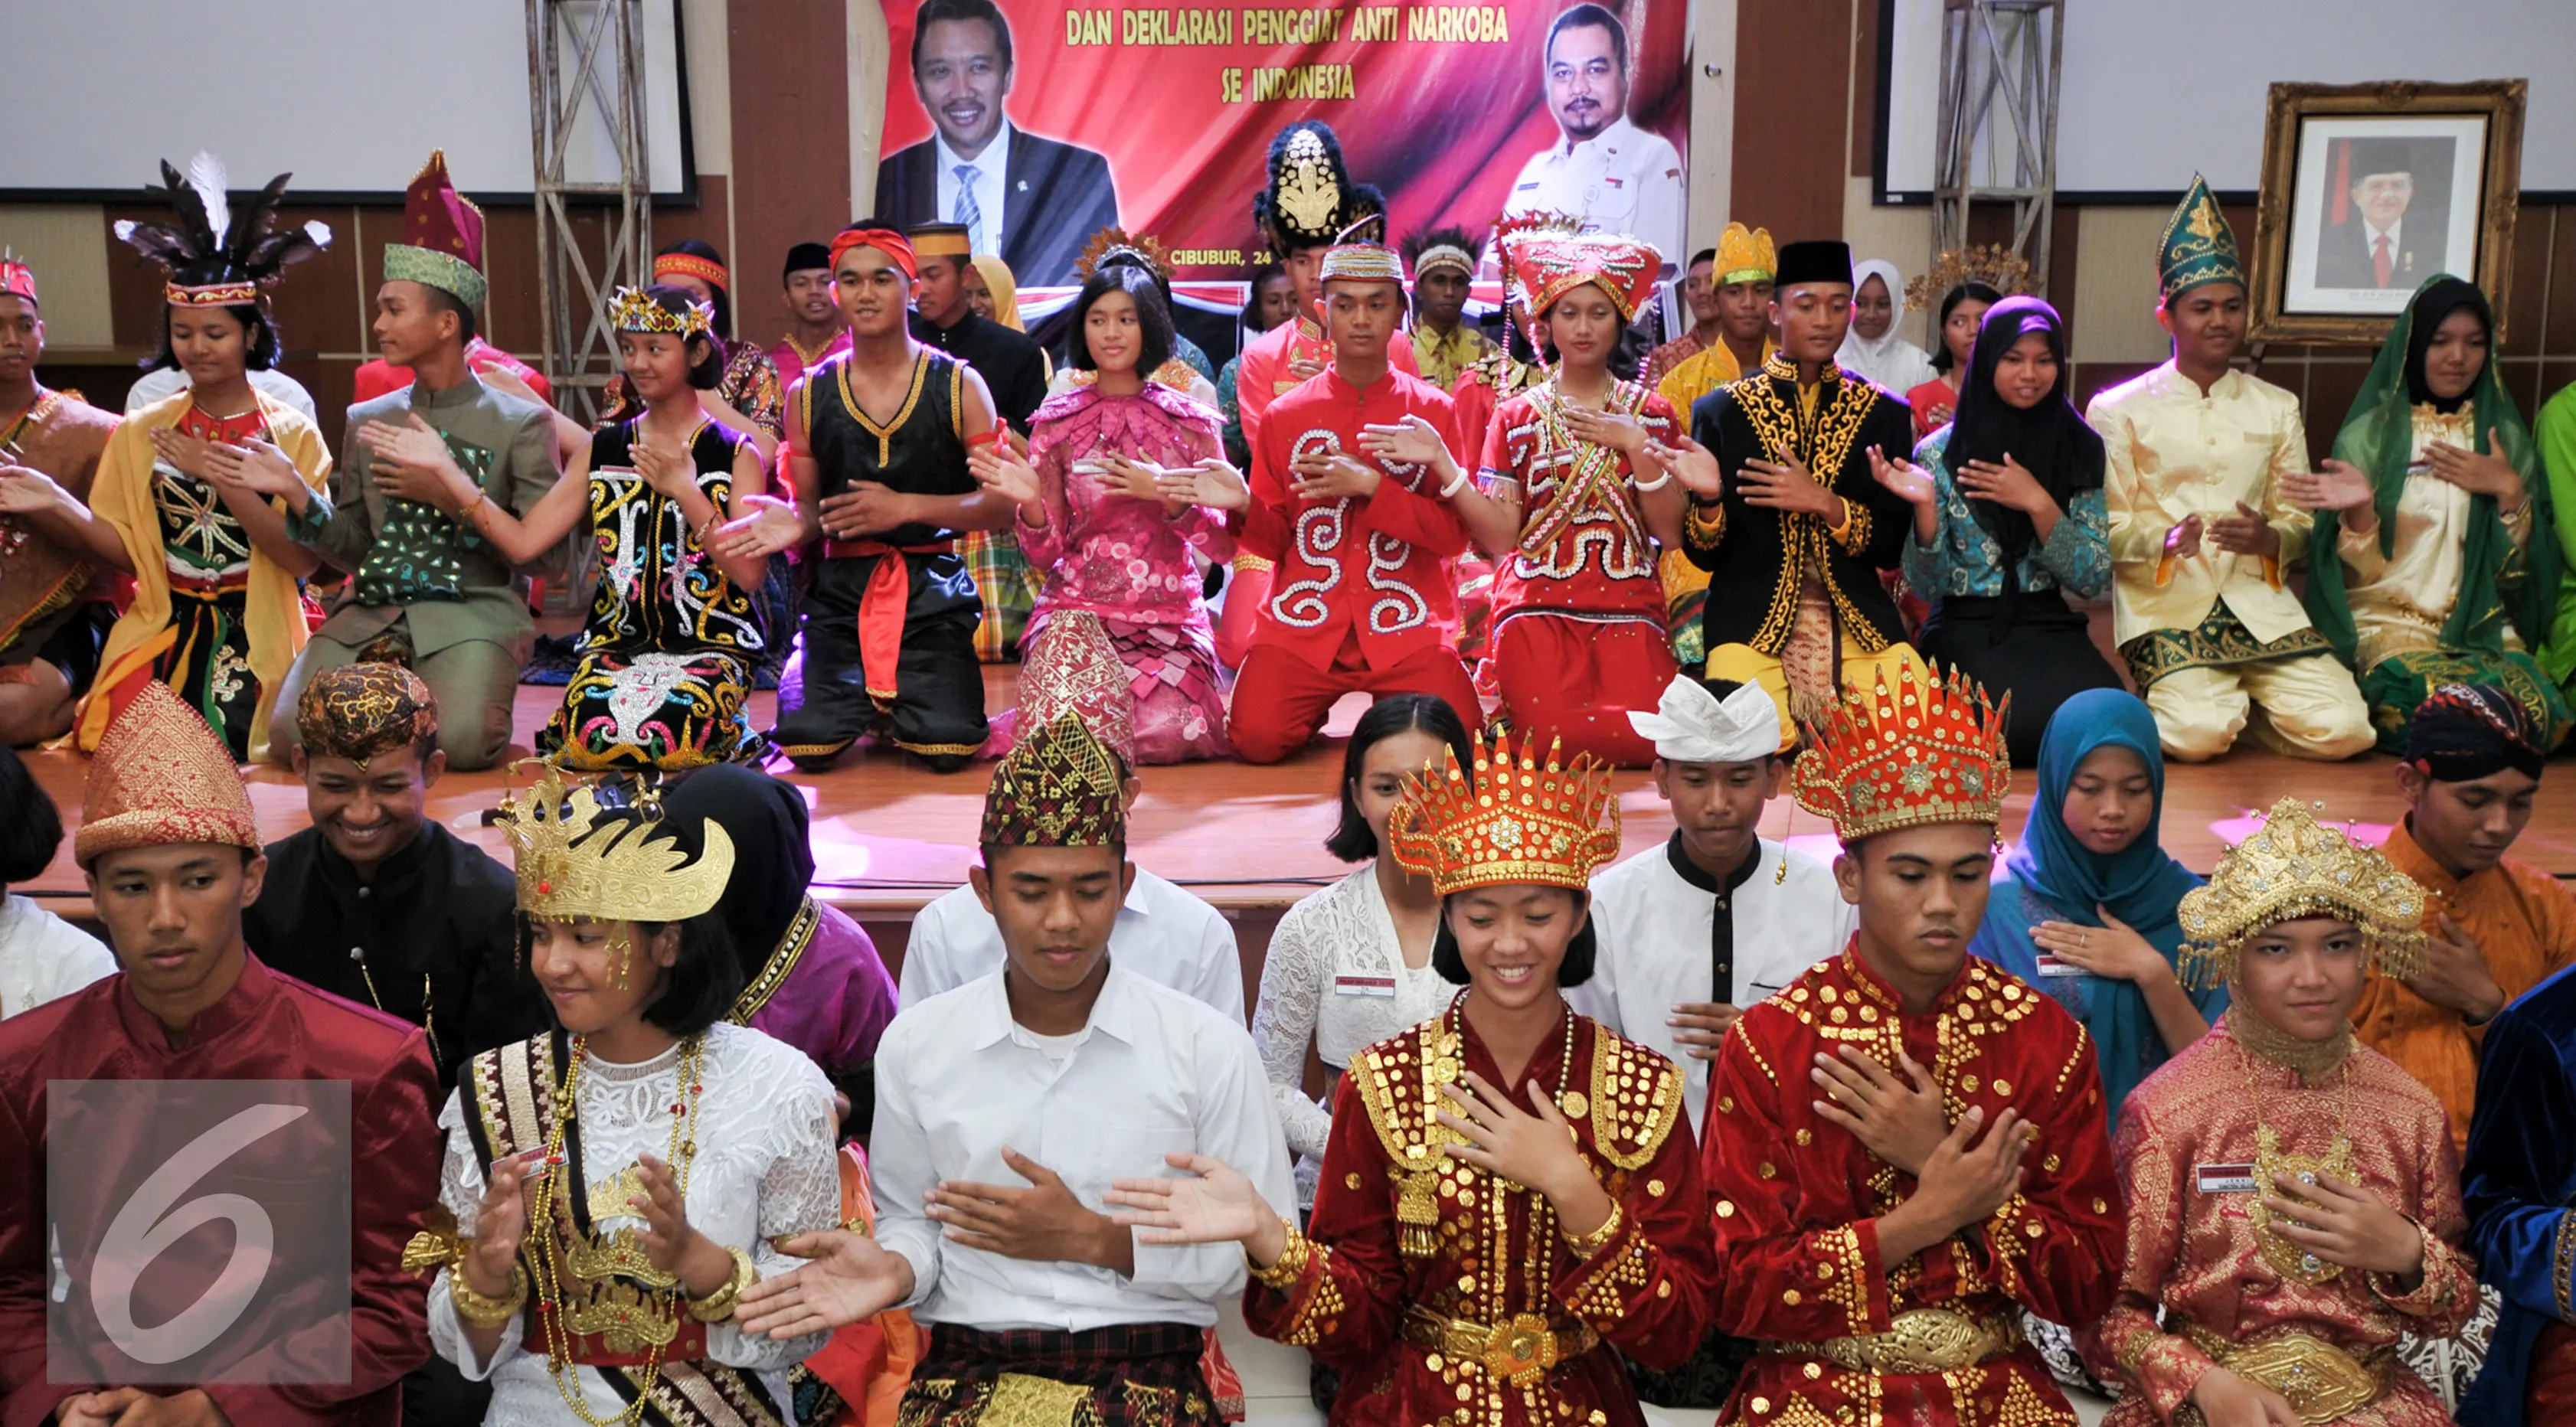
[2313,136,2451,292]
[874,0,1121,286]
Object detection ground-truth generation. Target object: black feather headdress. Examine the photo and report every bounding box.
[114,152,331,305]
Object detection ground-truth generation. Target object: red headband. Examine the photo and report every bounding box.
[653,251,731,292]
[829,229,917,282]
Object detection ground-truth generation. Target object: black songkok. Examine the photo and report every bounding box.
[783,241,832,280]
[1773,240,1854,292]
[2404,684,2545,783]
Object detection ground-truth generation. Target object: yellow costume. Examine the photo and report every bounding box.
[2084,178,2370,763]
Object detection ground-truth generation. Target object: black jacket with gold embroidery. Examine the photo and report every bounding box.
[1682,356,1916,655]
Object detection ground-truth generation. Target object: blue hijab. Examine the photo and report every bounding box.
[1974,688,2218,1129]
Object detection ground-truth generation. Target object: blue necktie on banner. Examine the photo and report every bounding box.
[954,165,983,255]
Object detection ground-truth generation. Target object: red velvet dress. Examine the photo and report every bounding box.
[1244,1007,1717,1427]
[1700,945,2125,1426]
[0,956,440,1427]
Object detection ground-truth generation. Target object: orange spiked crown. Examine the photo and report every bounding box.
[1387,727,1621,897]
[1790,661,2011,842]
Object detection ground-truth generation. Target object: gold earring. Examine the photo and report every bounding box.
[608,926,634,990]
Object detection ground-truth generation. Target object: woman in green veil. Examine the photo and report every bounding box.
[2284,274,2568,752]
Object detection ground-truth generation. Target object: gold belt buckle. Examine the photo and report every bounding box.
[1483,1312,1559,1387]
[1875,1308,1992,1373]
[2225,1333,2388,1424]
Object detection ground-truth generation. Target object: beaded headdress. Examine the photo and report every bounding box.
[1790,661,2011,843]
[652,250,731,293]
[1498,214,1660,327]
[2177,798,2427,991]
[980,710,1127,848]
[115,152,331,309]
[495,763,736,924]
[382,150,488,310]
[0,250,34,308]
[74,681,260,867]
[1904,243,2033,312]
[296,662,437,773]
[1402,225,1481,280]
[2156,174,2247,302]
[609,286,714,339]
[1018,612,1136,771]
[1076,227,1172,282]
[1713,220,1777,286]
[1256,122,1386,259]
[1386,726,1620,897]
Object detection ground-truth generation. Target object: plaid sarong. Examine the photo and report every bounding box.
[896,1322,1218,1427]
[962,530,1035,663]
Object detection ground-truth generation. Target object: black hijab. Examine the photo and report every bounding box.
[1943,295,2104,563]
[661,765,814,971]
[2401,276,2489,415]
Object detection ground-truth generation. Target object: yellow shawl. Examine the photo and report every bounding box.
[70,388,332,760]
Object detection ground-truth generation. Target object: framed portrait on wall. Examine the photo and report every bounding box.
[2249,80,2524,344]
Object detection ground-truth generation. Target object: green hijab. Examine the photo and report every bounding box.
[2304,275,2558,664]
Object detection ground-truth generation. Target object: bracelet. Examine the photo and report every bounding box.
[1438,465,1473,500]
[1630,465,1672,493]
[449,1261,529,1327]
[687,1246,759,1324]
[1247,1216,1313,1290]
[459,488,491,525]
[1562,1202,1625,1256]
[1828,495,1854,539]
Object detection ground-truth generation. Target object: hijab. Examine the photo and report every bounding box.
[2304,274,2558,665]
[971,254,1028,331]
[1836,259,1938,392]
[1979,689,2215,1129]
[662,764,815,976]
[1943,296,2104,563]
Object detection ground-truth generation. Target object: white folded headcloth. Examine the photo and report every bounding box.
[1626,676,1780,764]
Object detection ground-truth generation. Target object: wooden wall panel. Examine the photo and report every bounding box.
[1731,0,1852,243]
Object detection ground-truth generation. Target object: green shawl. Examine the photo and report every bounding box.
[2303,274,2558,668]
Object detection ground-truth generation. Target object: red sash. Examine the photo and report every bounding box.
[821,540,953,707]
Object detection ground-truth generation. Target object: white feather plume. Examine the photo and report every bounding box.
[185,151,231,251]
[302,220,332,249]
[112,220,138,242]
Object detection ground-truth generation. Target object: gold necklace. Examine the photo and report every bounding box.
[2230,1009,2357,1285]
[525,1033,708,1426]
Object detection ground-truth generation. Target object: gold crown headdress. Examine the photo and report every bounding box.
[981,710,1127,848]
[2176,798,2427,991]
[1790,661,2011,843]
[1076,227,1172,282]
[609,285,713,340]
[1712,220,1777,286]
[1904,243,2033,312]
[1386,727,1620,897]
[495,763,735,924]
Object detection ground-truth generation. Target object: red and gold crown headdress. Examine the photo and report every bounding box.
[1387,727,1621,897]
[0,249,34,308]
[1790,661,2010,843]
[1497,215,1660,328]
[1076,227,1172,283]
[1904,243,2032,312]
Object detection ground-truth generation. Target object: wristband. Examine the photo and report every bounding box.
[1562,1202,1625,1255]
[1630,466,1672,494]
[1439,465,1473,500]
[449,1261,528,1327]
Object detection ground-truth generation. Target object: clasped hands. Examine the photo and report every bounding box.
[2161,501,2280,562]
[1810,1046,2028,1234]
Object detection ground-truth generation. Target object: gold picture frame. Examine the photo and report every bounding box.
[2249,79,2524,345]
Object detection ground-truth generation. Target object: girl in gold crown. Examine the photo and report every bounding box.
[415,285,773,771]
[2088,798,2476,1427]
[424,769,841,1425]
[1101,728,1718,1427]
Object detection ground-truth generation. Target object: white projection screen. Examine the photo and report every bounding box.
[0,0,693,200]
[1875,0,2576,202]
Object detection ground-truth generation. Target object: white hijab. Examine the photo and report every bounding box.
[1836,259,1938,393]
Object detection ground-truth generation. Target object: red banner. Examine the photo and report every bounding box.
[871,0,1692,288]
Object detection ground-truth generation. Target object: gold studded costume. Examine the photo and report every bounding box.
[1700,663,2124,1427]
[1242,727,1720,1427]
[2085,798,2471,1426]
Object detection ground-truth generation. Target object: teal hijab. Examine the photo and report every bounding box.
[1974,689,2218,1130]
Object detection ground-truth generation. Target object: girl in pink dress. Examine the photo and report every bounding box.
[972,261,1245,762]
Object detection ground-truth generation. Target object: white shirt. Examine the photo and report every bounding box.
[1248,867,1454,1162]
[901,870,1245,1021]
[873,965,1296,1331]
[428,1024,839,1422]
[934,119,1015,256]
[2366,219,2403,258]
[1503,114,1686,281]
[1571,836,1855,1130]
[124,366,319,426]
[0,895,115,1021]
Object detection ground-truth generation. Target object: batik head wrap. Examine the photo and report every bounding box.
[383,150,488,309]
[295,663,438,772]
[980,712,1126,849]
[2405,684,2546,783]
[74,681,260,867]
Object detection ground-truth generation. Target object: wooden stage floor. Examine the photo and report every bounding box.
[19,668,2576,925]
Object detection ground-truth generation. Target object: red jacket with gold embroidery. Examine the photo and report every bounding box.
[1241,367,1469,672]
[1244,1010,1716,1427]
[1699,946,2124,1426]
